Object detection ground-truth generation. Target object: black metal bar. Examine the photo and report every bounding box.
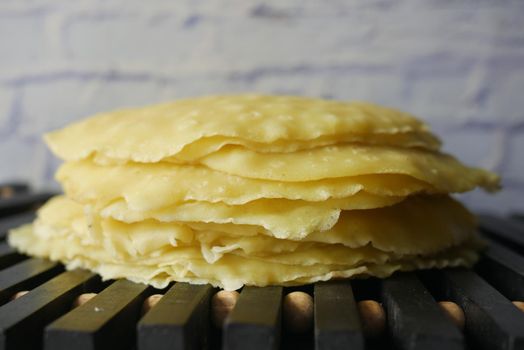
[0,269,98,350]
[477,238,524,300]
[434,268,524,350]
[314,281,364,350]
[0,193,54,218]
[0,243,26,270]
[0,258,62,305]
[138,283,213,350]
[45,279,149,350]
[223,286,283,350]
[382,272,463,350]
[479,214,524,249]
[0,211,36,241]
[511,214,524,223]
[0,183,29,199]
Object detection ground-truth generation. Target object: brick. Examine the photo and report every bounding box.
[0,14,48,67]
[76,77,172,111]
[505,132,524,182]
[40,148,62,190]
[16,73,261,138]
[0,86,15,132]
[362,4,524,58]
[62,12,211,69]
[62,9,374,71]
[251,67,405,106]
[434,127,500,169]
[200,17,375,70]
[402,72,477,123]
[0,136,43,186]
[457,188,524,215]
[157,75,253,99]
[17,77,169,137]
[473,57,524,122]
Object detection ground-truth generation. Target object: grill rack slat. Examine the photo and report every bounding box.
[0,270,99,350]
[45,279,150,350]
[382,272,463,350]
[0,258,62,305]
[0,183,29,198]
[138,283,213,350]
[1,185,524,350]
[223,286,283,350]
[314,281,364,350]
[476,238,524,301]
[0,211,36,240]
[479,214,524,251]
[0,243,26,269]
[425,269,524,350]
[0,193,54,219]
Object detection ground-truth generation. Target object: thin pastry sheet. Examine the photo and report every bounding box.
[98,193,404,239]
[8,221,481,291]
[45,95,441,163]
[8,194,479,292]
[57,160,435,211]
[200,144,500,192]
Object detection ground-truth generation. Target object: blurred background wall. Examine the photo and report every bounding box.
[0,0,523,213]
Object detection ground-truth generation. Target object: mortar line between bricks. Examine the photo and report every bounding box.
[0,62,395,87]
[0,88,23,139]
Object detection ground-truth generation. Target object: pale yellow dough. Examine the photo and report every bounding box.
[45,95,440,163]
[200,144,499,191]
[8,95,499,290]
[8,195,480,290]
[33,195,476,254]
[98,194,405,239]
[57,160,435,210]
[9,221,480,291]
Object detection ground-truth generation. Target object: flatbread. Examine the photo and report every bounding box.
[57,160,435,210]
[45,95,441,163]
[166,132,441,162]
[98,193,404,238]
[184,195,477,249]
[200,144,500,192]
[8,222,480,291]
[14,194,476,260]
[7,95,494,290]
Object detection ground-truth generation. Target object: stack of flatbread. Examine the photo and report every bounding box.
[9,95,500,290]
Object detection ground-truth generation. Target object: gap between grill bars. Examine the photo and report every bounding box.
[1,184,524,350]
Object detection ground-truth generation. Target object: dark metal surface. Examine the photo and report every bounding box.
[0,258,62,305]
[0,211,35,240]
[1,187,524,350]
[382,272,463,350]
[476,238,524,301]
[46,279,150,350]
[479,214,524,251]
[223,286,283,350]
[0,193,53,219]
[0,243,25,269]
[0,183,29,197]
[426,268,524,350]
[0,270,99,350]
[138,283,213,350]
[314,281,364,350]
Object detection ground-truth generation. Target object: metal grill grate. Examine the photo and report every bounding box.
[1,183,524,350]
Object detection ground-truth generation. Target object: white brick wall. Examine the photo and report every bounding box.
[0,0,523,214]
